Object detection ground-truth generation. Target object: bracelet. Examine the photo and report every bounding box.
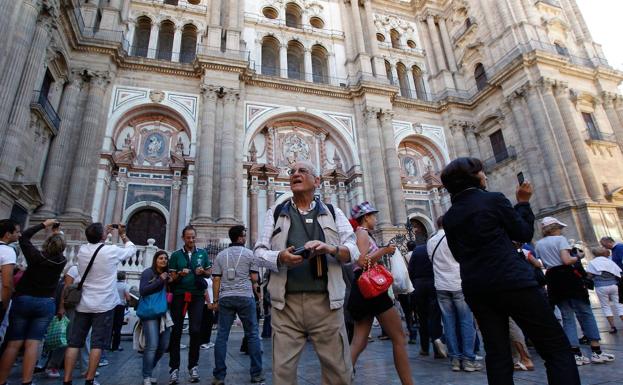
[333,245,340,256]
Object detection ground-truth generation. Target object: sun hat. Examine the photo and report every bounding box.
[351,201,379,220]
[541,216,567,228]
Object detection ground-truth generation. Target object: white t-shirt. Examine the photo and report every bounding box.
[427,230,462,292]
[66,265,81,284]
[75,241,136,313]
[0,244,17,299]
[535,236,570,268]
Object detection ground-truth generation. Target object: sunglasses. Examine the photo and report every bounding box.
[287,167,314,176]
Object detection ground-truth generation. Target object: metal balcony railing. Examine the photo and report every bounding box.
[583,130,617,143]
[31,91,61,131]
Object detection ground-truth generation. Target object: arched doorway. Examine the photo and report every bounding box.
[126,209,167,249]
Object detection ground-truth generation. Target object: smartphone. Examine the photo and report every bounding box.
[292,246,311,259]
[111,224,119,229]
[517,172,525,186]
[168,268,177,273]
[52,222,60,229]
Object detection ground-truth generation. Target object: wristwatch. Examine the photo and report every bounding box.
[331,244,340,256]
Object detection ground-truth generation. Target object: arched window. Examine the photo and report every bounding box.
[157,20,175,61]
[180,24,197,63]
[411,65,426,100]
[261,36,280,76]
[133,16,152,57]
[474,63,487,91]
[385,60,393,84]
[287,40,305,80]
[311,44,329,84]
[396,62,410,97]
[390,29,400,49]
[285,3,303,28]
[554,42,569,56]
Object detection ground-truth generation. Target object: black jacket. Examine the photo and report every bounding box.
[408,244,434,284]
[443,188,537,296]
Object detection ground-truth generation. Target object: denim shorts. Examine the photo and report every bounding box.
[68,309,114,349]
[5,295,55,341]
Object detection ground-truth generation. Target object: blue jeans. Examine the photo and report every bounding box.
[5,295,55,341]
[213,296,262,380]
[558,298,601,346]
[437,290,476,361]
[142,319,171,379]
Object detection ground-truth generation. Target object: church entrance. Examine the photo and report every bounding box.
[126,209,167,249]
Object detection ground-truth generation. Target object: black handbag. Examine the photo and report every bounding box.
[63,244,105,308]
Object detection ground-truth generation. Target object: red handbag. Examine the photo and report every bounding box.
[357,259,393,299]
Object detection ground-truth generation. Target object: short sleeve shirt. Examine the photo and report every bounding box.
[116,281,129,306]
[169,247,211,295]
[213,245,258,299]
[66,265,81,284]
[0,244,16,299]
[535,236,570,268]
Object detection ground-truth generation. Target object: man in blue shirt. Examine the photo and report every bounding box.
[600,236,623,270]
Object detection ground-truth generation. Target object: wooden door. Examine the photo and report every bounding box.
[126,209,166,249]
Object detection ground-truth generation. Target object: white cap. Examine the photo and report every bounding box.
[541,216,567,228]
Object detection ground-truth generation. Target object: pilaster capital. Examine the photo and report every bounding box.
[553,80,569,97]
[67,69,85,88]
[379,110,395,123]
[363,107,380,121]
[601,91,618,107]
[200,84,218,101]
[224,89,240,103]
[449,120,465,134]
[115,177,127,190]
[537,77,556,93]
[464,124,478,135]
[172,180,182,190]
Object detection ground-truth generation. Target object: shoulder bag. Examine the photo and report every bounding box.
[63,244,105,308]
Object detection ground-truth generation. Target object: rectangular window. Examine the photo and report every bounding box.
[40,70,54,100]
[489,130,508,163]
[582,112,600,140]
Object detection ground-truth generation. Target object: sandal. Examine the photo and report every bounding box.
[514,362,528,371]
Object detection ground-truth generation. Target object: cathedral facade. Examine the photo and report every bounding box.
[1,0,623,250]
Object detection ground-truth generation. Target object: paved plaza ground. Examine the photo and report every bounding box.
[9,299,623,385]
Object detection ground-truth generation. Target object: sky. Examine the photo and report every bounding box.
[576,0,623,71]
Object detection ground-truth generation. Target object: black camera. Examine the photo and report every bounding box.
[292,246,311,259]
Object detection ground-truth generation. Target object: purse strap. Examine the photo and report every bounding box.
[430,234,446,264]
[77,244,105,290]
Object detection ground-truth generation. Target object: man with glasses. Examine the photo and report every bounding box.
[254,160,359,385]
[211,225,264,385]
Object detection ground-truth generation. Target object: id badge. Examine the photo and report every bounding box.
[227,267,236,280]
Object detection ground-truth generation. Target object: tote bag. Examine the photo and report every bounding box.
[136,287,167,320]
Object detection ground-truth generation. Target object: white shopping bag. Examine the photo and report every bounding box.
[391,248,414,295]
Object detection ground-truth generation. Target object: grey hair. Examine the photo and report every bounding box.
[291,160,319,177]
[591,246,609,257]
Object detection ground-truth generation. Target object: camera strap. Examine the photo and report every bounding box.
[226,247,243,271]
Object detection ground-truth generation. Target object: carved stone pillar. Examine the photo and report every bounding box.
[464,125,481,159]
[111,176,127,226]
[304,48,313,82]
[602,92,623,150]
[350,0,366,55]
[194,86,218,221]
[249,184,259,246]
[40,72,83,215]
[169,179,182,250]
[127,20,136,54]
[172,25,182,62]
[555,84,601,201]
[318,133,327,170]
[449,122,469,158]
[64,72,111,216]
[363,107,391,226]
[266,128,275,164]
[539,78,589,202]
[438,18,457,72]
[266,183,275,209]
[379,110,407,225]
[147,23,159,59]
[425,15,447,73]
[524,83,573,205]
[337,186,347,215]
[279,44,288,78]
[406,69,417,99]
[218,91,239,222]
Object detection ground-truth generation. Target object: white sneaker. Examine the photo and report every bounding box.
[433,339,448,358]
[98,359,109,367]
[463,360,483,372]
[150,377,158,384]
[451,358,461,371]
[474,354,484,361]
[169,369,179,385]
[200,342,215,350]
[575,354,590,366]
[591,351,615,363]
[144,378,152,385]
[189,366,200,383]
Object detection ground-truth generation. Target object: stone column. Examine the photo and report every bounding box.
[111,176,127,226]
[64,72,110,216]
[0,0,19,74]
[406,68,417,99]
[390,62,398,87]
[350,0,366,55]
[602,92,623,147]
[172,25,182,62]
[337,187,347,215]
[540,80,589,201]
[363,107,391,226]
[304,48,313,82]
[362,0,379,56]
[0,0,44,138]
[449,122,469,158]
[0,9,54,180]
[555,84,602,201]
[327,53,337,85]
[255,38,262,73]
[425,15,447,73]
[218,91,239,222]
[147,23,159,59]
[249,185,259,246]
[524,84,573,205]
[207,0,222,49]
[464,125,481,159]
[266,184,275,209]
[168,179,182,250]
[279,44,288,78]
[506,94,552,210]
[39,72,83,215]
[194,86,217,221]
[438,19,457,72]
[379,110,407,225]
[127,20,136,54]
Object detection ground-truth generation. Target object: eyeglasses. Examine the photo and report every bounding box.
[288,167,313,176]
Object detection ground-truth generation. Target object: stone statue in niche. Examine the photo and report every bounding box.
[404,157,417,177]
[124,132,132,148]
[284,134,310,163]
[176,136,184,154]
[143,132,166,159]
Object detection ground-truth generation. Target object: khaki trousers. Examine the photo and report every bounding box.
[271,292,353,385]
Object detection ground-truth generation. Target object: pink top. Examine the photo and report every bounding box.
[355,227,379,270]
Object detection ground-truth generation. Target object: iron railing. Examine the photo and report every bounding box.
[583,130,617,142]
[31,91,61,131]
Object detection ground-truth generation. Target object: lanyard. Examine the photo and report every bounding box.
[226,247,244,271]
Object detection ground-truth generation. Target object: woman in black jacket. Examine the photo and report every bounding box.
[440,157,579,385]
[139,250,172,385]
[0,219,67,385]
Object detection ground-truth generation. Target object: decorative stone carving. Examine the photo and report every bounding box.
[283,133,310,163]
[149,90,165,103]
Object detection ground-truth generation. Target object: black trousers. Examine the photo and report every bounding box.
[466,287,580,385]
[200,305,214,345]
[169,294,204,371]
[413,280,443,353]
[397,293,416,340]
[110,304,126,350]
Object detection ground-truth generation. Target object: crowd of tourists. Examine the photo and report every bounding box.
[0,157,621,385]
